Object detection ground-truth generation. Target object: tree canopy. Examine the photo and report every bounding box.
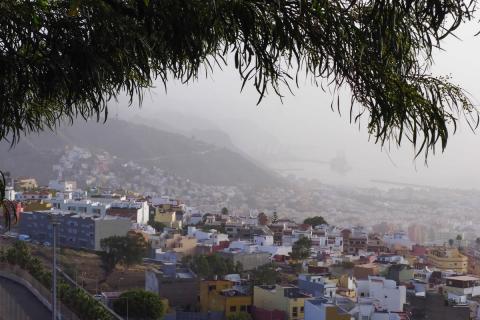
[100,232,147,272]
[183,254,242,279]
[303,216,328,227]
[291,236,312,260]
[1,0,479,207]
[250,263,280,285]
[113,289,165,320]
[1,1,477,151]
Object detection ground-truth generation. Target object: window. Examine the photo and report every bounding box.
[300,306,304,313]
[230,306,237,312]
[240,305,247,312]
[292,306,298,317]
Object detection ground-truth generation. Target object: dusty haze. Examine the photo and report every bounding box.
[115,22,480,189]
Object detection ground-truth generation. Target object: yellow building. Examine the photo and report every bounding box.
[153,209,182,229]
[427,246,468,273]
[14,177,38,190]
[22,201,52,212]
[150,233,197,256]
[253,285,312,320]
[200,280,252,317]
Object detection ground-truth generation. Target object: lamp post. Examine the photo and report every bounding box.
[50,214,60,320]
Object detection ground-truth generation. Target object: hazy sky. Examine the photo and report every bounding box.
[118,22,480,189]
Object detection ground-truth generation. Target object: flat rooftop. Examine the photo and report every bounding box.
[445,275,480,281]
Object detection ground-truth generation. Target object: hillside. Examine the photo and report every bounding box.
[0,119,284,188]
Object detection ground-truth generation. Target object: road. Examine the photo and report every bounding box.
[0,277,51,320]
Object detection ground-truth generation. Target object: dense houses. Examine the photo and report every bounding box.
[4,177,480,319]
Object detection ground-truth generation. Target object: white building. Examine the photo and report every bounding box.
[356,276,406,313]
[445,275,480,298]
[107,201,149,224]
[376,255,408,265]
[48,180,77,192]
[49,198,110,216]
[187,226,228,245]
[254,235,274,246]
[304,298,351,320]
[5,186,15,201]
[383,232,413,250]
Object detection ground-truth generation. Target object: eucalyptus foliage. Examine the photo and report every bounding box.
[0,0,478,205]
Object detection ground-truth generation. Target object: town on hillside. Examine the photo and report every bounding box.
[1,177,479,320]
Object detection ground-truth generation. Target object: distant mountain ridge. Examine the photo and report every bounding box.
[0,119,284,188]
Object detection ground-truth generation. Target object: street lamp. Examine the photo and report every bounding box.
[50,214,60,320]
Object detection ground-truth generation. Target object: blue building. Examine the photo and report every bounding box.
[298,274,337,298]
[18,210,131,251]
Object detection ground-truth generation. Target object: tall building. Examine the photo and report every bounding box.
[408,223,427,245]
[18,210,131,250]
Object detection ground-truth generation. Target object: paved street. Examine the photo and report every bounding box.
[0,277,51,320]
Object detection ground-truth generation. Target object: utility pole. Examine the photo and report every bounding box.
[51,215,60,320]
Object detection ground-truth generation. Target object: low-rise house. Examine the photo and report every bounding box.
[150,232,197,256]
[200,279,252,317]
[356,276,406,313]
[22,200,52,212]
[145,263,199,310]
[49,198,110,216]
[17,190,52,201]
[48,180,77,192]
[253,285,313,320]
[14,177,38,190]
[298,274,337,299]
[304,298,351,320]
[107,200,149,224]
[342,229,368,255]
[444,275,480,298]
[353,264,379,280]
[386,264,414,285]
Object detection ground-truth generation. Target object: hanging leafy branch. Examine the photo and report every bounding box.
[0,0,478,205]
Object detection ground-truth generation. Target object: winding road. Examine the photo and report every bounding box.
[0,277,51,320]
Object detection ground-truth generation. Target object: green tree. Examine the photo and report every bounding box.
[221,207,229,216]
[291,237,312,260]
[456,234,463,241]
[187,254,238,279]
[100,233,147,272]
[113,290,165,320]
[251,263,279,285]
[476,238,480,246]
[271,211,279,224]
[258,212,268,225]
[448,239,454,247]
[303,216,328,228]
